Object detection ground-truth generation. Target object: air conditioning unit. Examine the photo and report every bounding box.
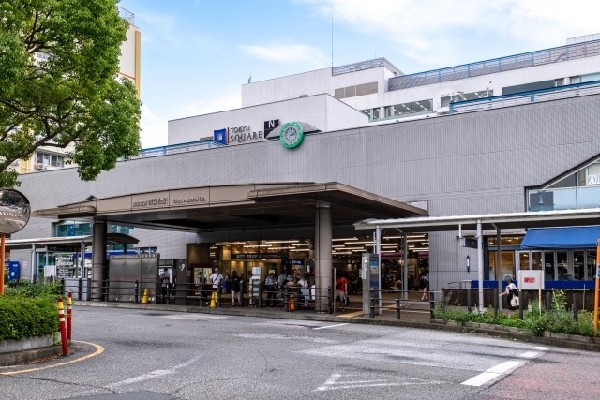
[35,163,47,170]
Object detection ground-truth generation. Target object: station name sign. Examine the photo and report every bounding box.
[231,253,280,260]
[131,189,209,210]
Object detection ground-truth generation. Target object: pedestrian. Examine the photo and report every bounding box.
[336,273,349,311]
[209,268,224,307]
[160,269,170,303]
[230,271,241,305]
[500,278,519,310]
[420,272,429,301]
[263,272,276,307]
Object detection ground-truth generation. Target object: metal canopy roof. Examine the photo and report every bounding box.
[33,183,427,233]
[353,208,600,233]
[5,233,139,250]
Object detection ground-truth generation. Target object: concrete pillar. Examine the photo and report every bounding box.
[91,220,107,301]
[315,201,332,312]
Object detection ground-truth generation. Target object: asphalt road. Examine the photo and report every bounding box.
[1,306,598,399]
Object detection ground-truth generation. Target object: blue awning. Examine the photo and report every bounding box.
[520,226,600,249]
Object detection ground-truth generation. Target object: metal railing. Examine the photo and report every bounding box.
[367,289,441,320]
[82,279,334,313]
[389,39,600,91]
[449,81,600,114]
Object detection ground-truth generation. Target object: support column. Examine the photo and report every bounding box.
[315,201,332,312]
[477,220,484,313]
[496,229,503,312]
[91,220,107,302]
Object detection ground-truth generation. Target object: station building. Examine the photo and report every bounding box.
[7,34,600,296]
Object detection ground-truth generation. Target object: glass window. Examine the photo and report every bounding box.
[557,251,569,280]
[574,251,584,280]
[544,252,555,281]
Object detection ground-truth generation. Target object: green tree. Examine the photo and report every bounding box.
[0,0,141,188]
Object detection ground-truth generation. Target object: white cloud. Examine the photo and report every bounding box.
[242,44,328,68]
[303,0,600,68]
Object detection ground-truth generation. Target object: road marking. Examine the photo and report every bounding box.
[315,372,445,392]
[337,310,364,319]
[109,357,198,387]
[161,314,229,320]
[461,360,521,386]
[0,340,104,376]
[314,323,349,330]
[519,351,539,359]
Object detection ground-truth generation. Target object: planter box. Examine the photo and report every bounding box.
[568,334,592,344]
[0,334,54,354]
[549,332,570,340]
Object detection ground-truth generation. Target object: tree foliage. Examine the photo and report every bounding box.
[0,0,141,188]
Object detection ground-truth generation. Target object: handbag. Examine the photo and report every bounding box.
[510,293,519,307]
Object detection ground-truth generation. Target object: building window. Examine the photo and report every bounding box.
[36,151,65,168]
[363,108,382,121]
[335,81,378,99]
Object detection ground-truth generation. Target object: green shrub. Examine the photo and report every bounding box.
[0,283,60,341]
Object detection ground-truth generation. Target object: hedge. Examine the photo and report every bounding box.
[0,283,61,341]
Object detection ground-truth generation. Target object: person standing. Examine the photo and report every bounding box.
[230,271,241,306]
[264,272,277,307]
[160,269,170,304]
[336,273,349,311]
[209,268,224,307]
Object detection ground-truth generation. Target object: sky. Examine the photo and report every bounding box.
[117,0,600,149]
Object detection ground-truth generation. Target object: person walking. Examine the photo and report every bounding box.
[230,271,241,306]
[500,278,519,310]
[420,272,429,301]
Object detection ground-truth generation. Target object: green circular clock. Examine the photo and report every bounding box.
[279,121,304,149]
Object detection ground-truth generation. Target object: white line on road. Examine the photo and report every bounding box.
[109,357,199,387]
[313,323,349,330]
[519,351,539,359]
[461,361,522,387]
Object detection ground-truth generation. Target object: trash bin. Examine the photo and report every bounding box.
[8,261,20,282]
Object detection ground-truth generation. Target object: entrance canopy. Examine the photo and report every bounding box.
[353,208,600,232]
[33,183,427,233]
[5,233,139,250]
[520,226,600,249]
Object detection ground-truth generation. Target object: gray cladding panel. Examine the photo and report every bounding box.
[13,94,600,267]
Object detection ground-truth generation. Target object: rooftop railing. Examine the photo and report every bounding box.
[449,81,600,114]
[389,39,600,91]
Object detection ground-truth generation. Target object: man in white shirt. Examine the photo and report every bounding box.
[209,268,224,307]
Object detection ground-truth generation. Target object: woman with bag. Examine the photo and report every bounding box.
[499,278,519,310]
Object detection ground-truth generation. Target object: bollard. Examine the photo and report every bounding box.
[66,291,73,341]
[141,288,149,304]
[210,291,217,308]
[57,297,68,356]
[467,288,472,313]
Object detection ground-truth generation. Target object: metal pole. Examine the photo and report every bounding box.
[496,229,502,313]
[376,227,382,315]
[403,231,408,301]
[476,220,484,313]
[0,233,5,295]
[593,240,600,335]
